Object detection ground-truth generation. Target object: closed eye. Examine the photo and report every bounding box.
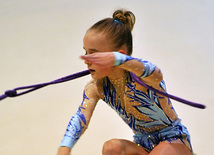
[83,47,99,55]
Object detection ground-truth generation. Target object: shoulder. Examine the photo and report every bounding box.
[84,79,97,91]
[84,79,101,99]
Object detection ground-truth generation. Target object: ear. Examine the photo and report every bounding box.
[118,50,127,55]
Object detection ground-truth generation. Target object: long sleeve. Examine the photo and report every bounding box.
[60,80,100,149]
[114,52,163,86]
[60,109,86,148]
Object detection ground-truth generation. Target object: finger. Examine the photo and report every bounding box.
[80,55,89,60]
[80,55,95,61]
[81,55,101,65]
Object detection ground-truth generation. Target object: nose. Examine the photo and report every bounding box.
[84,59,91,66]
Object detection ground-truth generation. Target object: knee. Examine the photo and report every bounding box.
[102,139,125,155]
[161,143,177,154]
[151,142,178,155]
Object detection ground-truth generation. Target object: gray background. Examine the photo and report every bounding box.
[0,0,213,154]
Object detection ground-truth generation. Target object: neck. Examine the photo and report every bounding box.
[107,68,126,81]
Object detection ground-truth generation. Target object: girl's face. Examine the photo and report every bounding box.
[83,30,115,79]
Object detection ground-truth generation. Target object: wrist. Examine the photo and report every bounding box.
[60,136,76,149]
[60,111,85,149]
[113,52,133,66]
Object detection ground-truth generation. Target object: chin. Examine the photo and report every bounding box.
[91,74,106,80]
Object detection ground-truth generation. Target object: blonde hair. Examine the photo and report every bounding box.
[88,9,136,55]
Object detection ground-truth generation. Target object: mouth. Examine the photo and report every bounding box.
[89,69,95,73]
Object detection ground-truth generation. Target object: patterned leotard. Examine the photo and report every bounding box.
[60,58,192,153]
[96,71,192,152]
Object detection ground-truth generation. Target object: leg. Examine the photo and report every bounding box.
[102,139,148,155]
[149,141,191,155]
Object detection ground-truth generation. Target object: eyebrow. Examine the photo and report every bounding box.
[90,49,99,52]
[83,47,99,53]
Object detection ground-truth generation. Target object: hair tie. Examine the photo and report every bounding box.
[114,19,124,25]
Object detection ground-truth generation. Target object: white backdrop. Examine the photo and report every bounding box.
[0,0,213,155]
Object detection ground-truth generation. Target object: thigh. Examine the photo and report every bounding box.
[149,141,191,155]
[103,139,149,155]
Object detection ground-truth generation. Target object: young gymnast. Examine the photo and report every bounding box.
[57,9,193,155]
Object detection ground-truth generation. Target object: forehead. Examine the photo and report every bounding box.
[84,30,106,41]
[83,30,114,51]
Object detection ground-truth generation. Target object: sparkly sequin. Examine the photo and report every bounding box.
[97,71,192,153]
[60,92,89,148]
[101,73,175,133]
[133,119,192,152]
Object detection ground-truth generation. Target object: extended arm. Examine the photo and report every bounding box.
[114,52,163,85]
[57,80,100,154]
[81,51,163,86]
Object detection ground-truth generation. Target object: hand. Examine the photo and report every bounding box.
[57,147,71,155]
[81,52,115,68]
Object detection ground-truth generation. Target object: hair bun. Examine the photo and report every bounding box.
[113,9,135,31]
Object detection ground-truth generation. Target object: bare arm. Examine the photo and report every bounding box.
[57,80,100,155]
